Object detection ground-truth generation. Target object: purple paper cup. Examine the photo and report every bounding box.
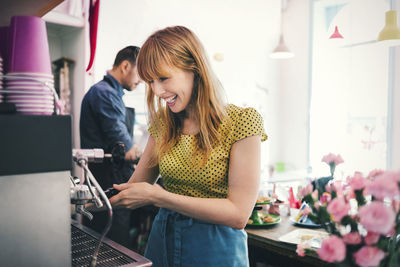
[6,96,54,102]
[5,94,54,100]
[5,78,54,86]
[13,103,54,109]
[6,82,54,88]
[7,72,54,78]
[5,85,52,92]
[8,16,51,74]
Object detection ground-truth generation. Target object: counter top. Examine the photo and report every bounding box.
[245,210,334,267]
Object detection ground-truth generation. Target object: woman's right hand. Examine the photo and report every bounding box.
[109,182,164,209]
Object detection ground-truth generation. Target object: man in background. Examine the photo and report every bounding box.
[80,45,142,247]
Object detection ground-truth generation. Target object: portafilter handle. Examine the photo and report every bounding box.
[72,148,104,163]
[104,142,140,166]
[70,183,99,220]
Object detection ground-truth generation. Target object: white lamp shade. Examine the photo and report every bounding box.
[270,34,294,59]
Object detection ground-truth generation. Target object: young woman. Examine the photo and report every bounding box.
[110,25,267,267]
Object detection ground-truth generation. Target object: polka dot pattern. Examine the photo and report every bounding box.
[148,104,268,198]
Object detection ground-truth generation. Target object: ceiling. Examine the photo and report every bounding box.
[0,0,64,26]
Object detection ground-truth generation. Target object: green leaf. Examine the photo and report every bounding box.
[395,222,400,233]
[304,248,317,257]
[250,211,263,224]
[308,213,319,224]
[340,215,353,225]
[318,206,331,222]
[388,250,399,267]
[354,189,366,206]
[303,194,315,206]
[377,237,389,250]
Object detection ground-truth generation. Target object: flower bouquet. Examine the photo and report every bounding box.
[295,153,344,224]
[297,154,400,267]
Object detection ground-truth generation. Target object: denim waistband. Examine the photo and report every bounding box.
[146,208,249,267]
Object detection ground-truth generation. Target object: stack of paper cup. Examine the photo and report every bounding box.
[4,73,54,115]
[5,16,54,115]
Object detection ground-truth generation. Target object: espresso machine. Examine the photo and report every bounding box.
[0,114,151,267]
[0,115,72,266]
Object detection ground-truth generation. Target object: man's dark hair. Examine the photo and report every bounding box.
[113,46,140,67]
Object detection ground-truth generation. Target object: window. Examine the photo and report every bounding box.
[309,0,391,177]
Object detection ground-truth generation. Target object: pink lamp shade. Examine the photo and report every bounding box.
[329,25,344,39]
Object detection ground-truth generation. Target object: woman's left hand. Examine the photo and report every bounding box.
[109,182,162,209]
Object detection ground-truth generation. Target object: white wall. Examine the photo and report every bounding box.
[391,0,400,170]
[279,0,400,173]
[276,0,311,171]
[93,0,283,174]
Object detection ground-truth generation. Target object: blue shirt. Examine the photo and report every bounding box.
[80,73,133,153]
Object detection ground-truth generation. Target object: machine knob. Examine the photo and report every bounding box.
[71,184,95,204]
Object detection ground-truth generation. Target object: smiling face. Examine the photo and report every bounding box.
[149,64,195,114]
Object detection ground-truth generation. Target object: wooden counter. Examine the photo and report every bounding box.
[246,212,334,267]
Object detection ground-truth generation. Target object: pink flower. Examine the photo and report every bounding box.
[320,192,331,204]
[296,243,311,257]
[314,202,320,210]
[325,183,332,193]
[302,206,312,216]
[364,232,380,245]
[334,180,344,196]
[367,169,384,180]
[344,188,355,200]
[300,184,313,198]
[325,180,344,196]
[347,172,369,191]
[317,235,346,263]
[385,224,396,236]
[393,170,400,182]
[353,246,385,267]
[392,200,400,213]
[358,201,396,234]
[311,190,319,200]
[366,171,400,200]
[321,153,344,166]
[327,196,350,222]
[342,232,362,245]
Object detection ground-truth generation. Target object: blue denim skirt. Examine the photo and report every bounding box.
[144,208,249,267]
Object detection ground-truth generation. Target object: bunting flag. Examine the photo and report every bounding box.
[86,0,100,71]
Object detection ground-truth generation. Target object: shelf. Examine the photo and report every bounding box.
[0,0,64,26]
[43,10,85,28]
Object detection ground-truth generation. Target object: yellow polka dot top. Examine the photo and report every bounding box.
[148,104,268,198]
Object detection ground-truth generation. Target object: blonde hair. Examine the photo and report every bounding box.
[137,26,227,167]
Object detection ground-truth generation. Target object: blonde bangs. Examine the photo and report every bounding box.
[137,37,176,84]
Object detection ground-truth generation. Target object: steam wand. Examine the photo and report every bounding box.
[73,152,113,267]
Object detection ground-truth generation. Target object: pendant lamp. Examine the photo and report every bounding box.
[270,0,294,59]
[270,34,294,59]
[377,10,400,41]
[329,25,344,39]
